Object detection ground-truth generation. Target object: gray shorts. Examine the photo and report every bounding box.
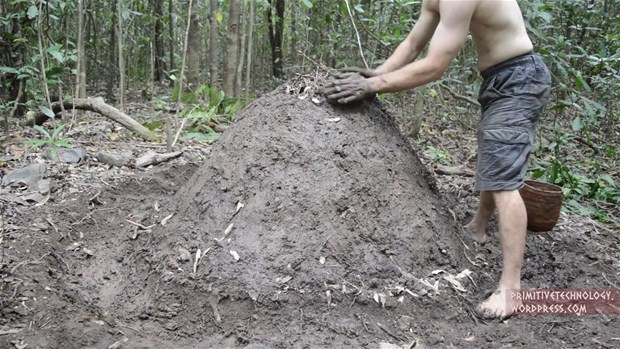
[475,52,551,191]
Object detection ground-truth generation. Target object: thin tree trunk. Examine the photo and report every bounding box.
[235,1,247,97]
[168,0,175,77]
[106,0,117,101]
[224,0,241,97]
[244,0,254,100]
[76,0,86,100]
[154,0,165,81]
[176,0,194,116]
[186,0,202,88]
[290,0,297,65]
[117,0,125,111]
[266,0,285,78]
[37,1,51,109]
[209,0,219,89]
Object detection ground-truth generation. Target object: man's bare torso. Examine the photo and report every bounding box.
[426,0,534,70]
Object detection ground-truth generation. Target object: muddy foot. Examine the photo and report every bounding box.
[463,222,487,244]
[476,288,521,320]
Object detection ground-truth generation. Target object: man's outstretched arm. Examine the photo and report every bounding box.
[368,1,477,93]
[374,3,440,75]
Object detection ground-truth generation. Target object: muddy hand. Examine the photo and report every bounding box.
[336,67,377,79]
[323,73,375,104]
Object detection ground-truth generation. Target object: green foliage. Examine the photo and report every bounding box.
[171,82,245,144]
[142,120,164,132]
[25,124,72,150]
[531,127,620,220]
[423,145,451,166]
[515,0,620,222]
[1,0,77,114]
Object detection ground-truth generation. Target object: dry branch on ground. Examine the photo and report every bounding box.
[23,97,155,141]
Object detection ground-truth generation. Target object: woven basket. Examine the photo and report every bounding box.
[519,180,563,232]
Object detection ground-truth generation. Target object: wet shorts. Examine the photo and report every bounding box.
[475,52,551,191]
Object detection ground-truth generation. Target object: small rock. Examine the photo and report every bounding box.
[31,222,48,231]
[178,247,192,262]
[247,290,258,301]
[44,147,87,164]
[427,334,445,345]
[397,315,414,331]
[2,163,47,188]
[95,151,128,167]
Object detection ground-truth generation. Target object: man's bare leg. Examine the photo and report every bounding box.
[464,191,495,244]
[476,190,527,319]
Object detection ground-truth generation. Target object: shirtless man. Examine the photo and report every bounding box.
[323,0,551,319]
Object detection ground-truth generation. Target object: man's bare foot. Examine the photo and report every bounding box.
[464,221,487,244]
[476,288,521,320]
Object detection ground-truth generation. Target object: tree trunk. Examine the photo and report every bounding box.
[186,0,202,88]
[117,0,125,111]
[154,0,165,81]
[224,0,241,97]
[168,0,175,77]
[244,0,255,99]
[289,0,297,65]
[106,0,117,101]
[209,0,219,89]
[76,0,87,100]
[266,0,285,78]
[235,1,247,97]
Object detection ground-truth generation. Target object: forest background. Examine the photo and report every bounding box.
[1,0,619,224]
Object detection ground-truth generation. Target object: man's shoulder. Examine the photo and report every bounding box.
[428,0,481,15]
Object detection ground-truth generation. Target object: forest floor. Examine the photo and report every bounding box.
[0,82,619,349]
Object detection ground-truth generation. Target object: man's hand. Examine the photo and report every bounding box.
[336,67,377,79]
[323,73,376,104]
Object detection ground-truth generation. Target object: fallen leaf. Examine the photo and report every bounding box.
[65,241,83,251]
[161,213,174,225]
[276,276,292,284]
[193,248,203,273]
[405,288,419,298]
[108,337,129,349]
[235,202,244,214]
[379,342,403,349]
[456,269,472,279]
[224,223,234,236]
[443,274,467,292]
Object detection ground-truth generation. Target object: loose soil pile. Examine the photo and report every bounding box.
[1,83,619,349]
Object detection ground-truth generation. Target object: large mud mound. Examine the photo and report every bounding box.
[163,86,464,289]
[140,85,467,336]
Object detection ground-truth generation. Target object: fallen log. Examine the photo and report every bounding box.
[22,97,155,141]
[434,164,475,177]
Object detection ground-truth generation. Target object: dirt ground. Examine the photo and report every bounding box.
[1,84,619,349]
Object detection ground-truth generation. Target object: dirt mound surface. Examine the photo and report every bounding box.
[127,86,468,347]
[2,84,619,349]
[164,86,462,293]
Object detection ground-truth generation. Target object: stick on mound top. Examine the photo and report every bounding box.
[158,84,463,300]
